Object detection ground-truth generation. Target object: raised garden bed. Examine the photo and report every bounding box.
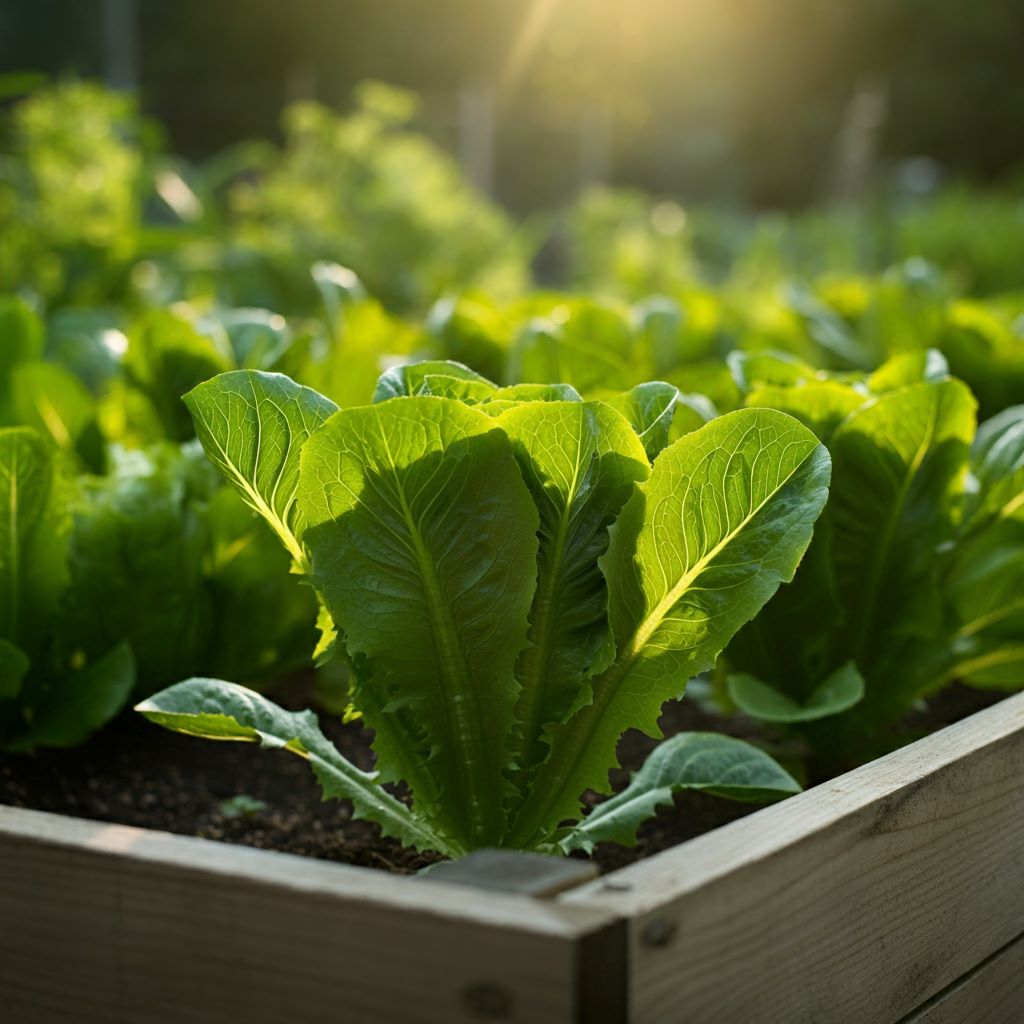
[2,690,1021,1024]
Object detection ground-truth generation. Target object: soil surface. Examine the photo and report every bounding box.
[0,680,1003,875]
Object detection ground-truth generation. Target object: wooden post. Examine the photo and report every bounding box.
[102,0,139,92]
[458,82,495,196]
[579,106,611,189]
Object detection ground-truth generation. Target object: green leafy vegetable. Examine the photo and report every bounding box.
[728,662,864,723]
[143,374,826,857]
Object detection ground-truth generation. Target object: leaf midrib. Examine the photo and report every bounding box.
[193,403,307,569]
[379,427,499,849]
[511,419,588,772]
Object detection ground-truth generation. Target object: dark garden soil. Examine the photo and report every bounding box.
[0,680,1003,876]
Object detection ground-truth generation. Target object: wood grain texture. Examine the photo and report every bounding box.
[0,808,621,1024]
[902,933,1024,1024]
[564,691,1024,1024]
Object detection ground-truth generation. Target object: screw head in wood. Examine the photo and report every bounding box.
[462,981,514,1018]
[641,917,678,948]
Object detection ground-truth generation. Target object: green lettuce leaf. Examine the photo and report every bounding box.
[124,310,234,441]
[372,360,494,403]
[10,361,104,471]
[298,397,540,849]
[59,446,209,690]
[15,643,135,750]
[605,381,680,460]
[0,639,30,700]
[829,379,976,719]
[0,427,62,650]
[137,678,454,855]
[560,732,801,853]
[496,401,650,776]
[727,661,865,723]
[509,407,831,845]
[745,380,865,441]
[966,405,1024,531]
[184,370,339,568]
[945,519,1024,689]
[868,349,949,394]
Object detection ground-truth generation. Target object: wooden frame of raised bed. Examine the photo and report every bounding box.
[2,690,1022,1024]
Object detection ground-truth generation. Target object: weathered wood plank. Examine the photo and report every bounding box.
[901,933,1024,1024]
[0,808,622,1024]
[564,691,1024,1024]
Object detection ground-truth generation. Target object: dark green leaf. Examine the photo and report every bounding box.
[561,733,800,852]
[299,397,539,849]
[137,678,453,854]
[727,661,865,723]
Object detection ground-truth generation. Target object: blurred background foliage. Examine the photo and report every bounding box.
[0,1,1023,745]
[2,0,1023,210]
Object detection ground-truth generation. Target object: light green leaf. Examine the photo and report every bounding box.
[372,360,494,403]
[724,524,844,708]
[137,678,454,855]
[561,732,801,853]
[670,392,717,440]
[312,262,367,331]
[510,316,633,394]
[124,310,234,441]
[0,298,44,402]
[491,383,582,403]
[11,362,103,470]
[214,308,293,370]
[786,286,870,368]
[18,643,135,750]
[509,408,830,845]
[495,401,650,775]
[868,349,949,393]
[727,349,818,392]
[727,661,865,723]
[201,487,318,682]
[745,380,865,441]
[298,397,539,849]
[184,370,338,568]
[418,374,498,403]
[423,296,508,384]
[606,382,681,460]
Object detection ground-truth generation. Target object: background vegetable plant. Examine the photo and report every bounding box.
[719,349,1024,761]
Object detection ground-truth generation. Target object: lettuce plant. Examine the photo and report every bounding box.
[139,366,831,856]
[0,424,316,752]
[722,349,1024,757]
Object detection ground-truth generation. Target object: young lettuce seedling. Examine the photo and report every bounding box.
[138,366,831,857]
